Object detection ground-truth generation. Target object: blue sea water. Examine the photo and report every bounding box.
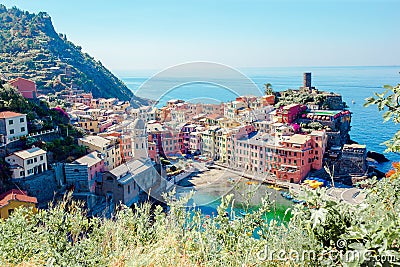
[120,66,400,172]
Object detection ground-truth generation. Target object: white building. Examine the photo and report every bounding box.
[0,111,28,143]
[6,147,47,179]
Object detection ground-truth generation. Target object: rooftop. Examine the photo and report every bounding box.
[343,144,366,150]
[12,147,46,159]
[286,134,309,144]
[79,135,111,148]
[0,190,37,208]
[0,111,25,119]
[110,159,153,184]
[74,152,103,167]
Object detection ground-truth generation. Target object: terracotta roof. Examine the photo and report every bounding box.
[8,77,35,84]
[0,111,25,119]
[207,114,222,120]
[0,190,37,208]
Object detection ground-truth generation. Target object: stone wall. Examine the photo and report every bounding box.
[11,169,58,207]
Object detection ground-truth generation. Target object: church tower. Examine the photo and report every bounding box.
[131,118,148,160]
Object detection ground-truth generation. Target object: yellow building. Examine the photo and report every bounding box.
[78,135,121,170]
[0,190,37,219]
[77,115,99,133]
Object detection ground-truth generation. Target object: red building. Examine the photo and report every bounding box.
[8,77,37,99]
[275,104,306,123]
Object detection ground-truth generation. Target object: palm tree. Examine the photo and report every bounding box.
[264,83,273,95]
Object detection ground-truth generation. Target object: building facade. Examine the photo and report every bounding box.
[6,147,48,179]
[0,111,28,143]
[8,77,37,99]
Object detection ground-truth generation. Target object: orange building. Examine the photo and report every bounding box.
[0,190,37,219]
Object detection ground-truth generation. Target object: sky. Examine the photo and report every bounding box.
[1,0,400,72]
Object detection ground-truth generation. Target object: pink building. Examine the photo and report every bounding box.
[8,77,37,99]
[147,122,181,158]
[275,104,306,123]
[73,152,104,192]
[98,119,113,133]
[180,124,198,153]
[147,135,159,162]
[232,130,326,183]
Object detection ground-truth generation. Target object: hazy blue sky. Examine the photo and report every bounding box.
[2,0,399,72]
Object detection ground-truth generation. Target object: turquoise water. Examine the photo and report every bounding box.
[175,173,293,222]
[120,65,400,172]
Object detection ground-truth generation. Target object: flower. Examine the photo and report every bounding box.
[392,162,399,169]
[386,169,395,178]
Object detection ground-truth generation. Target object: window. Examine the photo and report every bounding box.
[128,185,131,194]
[21,127,25,132]
[8,209,14,217]
[20,118,24,123]
[40,155,43,161]
[34,158,37,163]
[9,129,14,135]
[20,171,24,176]
[8,120,13,125]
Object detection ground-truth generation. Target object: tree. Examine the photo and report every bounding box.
[364,83,400,153]
[264,83,273,95]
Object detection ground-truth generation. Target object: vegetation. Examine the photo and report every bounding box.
[0,84,67,132]
[275,89,328,109]
[364,83,400,153]
[300,121,325,132]
[264,83,273,95]
[0,5,147,106]
[0,85,85,163]
[0,171,399,266]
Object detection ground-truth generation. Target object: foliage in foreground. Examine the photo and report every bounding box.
[1,169,400,267]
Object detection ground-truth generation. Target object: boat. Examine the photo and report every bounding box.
[281,191,293,200]
[292,199,305,204]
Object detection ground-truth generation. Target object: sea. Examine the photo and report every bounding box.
[120,65,400,173]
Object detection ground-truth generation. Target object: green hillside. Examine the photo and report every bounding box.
[0,5,147,106]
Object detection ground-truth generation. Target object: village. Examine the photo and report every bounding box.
[0,73,372,217]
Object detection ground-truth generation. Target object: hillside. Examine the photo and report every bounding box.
[0,5,147,106]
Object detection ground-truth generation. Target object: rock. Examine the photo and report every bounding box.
[347,139,359,145]
[367,151,390,163]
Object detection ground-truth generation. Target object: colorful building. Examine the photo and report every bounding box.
[0,190,37,219]
[230,130,327,183]
[8,77,37,99]
[73,151,105,192]
[78,135,121,170]
[274,104,306,123]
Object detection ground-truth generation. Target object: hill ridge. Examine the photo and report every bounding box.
[0,5,147,106]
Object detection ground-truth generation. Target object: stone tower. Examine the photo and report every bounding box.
[303,72,312,88]
[131,118,148,160]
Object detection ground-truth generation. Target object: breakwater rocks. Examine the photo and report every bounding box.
[367,151,390,163]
